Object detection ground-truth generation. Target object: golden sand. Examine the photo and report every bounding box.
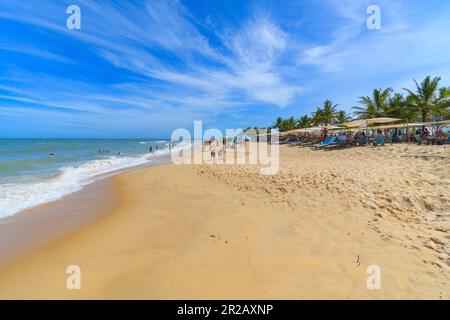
[0,144,448,299]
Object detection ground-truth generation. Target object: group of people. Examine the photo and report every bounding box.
[367,127,448,145]
[311,126,449,146]
[209,148,224,160]
[202,137,240,161]
[204,137,240,150]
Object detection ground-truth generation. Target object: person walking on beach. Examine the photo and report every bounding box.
[384,129,392,145]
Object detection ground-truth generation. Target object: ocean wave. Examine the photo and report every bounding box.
[0,157,78,171]
[139,140,166,145]
[0,155,150,219]
[148,141,192,158]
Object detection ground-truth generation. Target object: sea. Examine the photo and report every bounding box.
[0,139,182,219]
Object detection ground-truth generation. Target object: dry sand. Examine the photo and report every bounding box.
[0,144,448,299]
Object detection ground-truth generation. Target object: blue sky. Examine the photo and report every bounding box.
[0,0,449,138]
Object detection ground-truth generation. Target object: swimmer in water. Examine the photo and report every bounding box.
[49,153,55,158]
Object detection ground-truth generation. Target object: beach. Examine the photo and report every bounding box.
[0,144,448,299]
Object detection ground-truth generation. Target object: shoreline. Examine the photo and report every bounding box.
[0,155,171,268]
[0,138,174,220]
[0,144,448,299]
[0,178,116,267]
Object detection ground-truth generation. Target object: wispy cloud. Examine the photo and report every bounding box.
[0,0,449,137]
[0,0,300,127]
[0,41,74,64]
[298,0,450,74]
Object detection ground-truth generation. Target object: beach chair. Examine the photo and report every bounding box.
[372,136,385,146]
[288,137,304,146]
[312,137,332,148]
[324,136,348,151]
[312,137,337,150]
[298,137,318,147]
[357,136,368,146]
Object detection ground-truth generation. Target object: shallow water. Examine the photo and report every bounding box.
[0,138,174,218]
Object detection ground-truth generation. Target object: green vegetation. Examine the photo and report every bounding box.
[267,76,450,132]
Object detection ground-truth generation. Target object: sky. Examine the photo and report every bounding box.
[0,0,449,138]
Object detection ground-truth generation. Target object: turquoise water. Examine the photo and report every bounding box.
[0,139,172,218]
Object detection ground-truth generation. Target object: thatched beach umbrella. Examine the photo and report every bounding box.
[344,117,401,128]
[308,125,343,130]
[342,119,367,128]
[367,117,401,125]
[344,117,401,135]
[343,117,401,144]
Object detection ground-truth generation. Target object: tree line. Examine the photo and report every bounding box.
[270,76,450,132]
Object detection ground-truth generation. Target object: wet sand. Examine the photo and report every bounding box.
[0,179,116,267]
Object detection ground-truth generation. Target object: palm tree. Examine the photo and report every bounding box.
[353,88,393,119]
[386,93,416,123]
[280,117,297,132]
[335,110,351,124]
[271,117,283,130]
[321,99,338,125]
[297,115,312,128]
[437,87,450,119]
[403,76,450,123]
[311,107,324,125]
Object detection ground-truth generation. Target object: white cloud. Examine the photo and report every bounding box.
[0,0,303,136]
[298,0,450,76]
[2,0,447,135]
[0,41,74,64]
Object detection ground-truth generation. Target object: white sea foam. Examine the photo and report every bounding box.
[147,141,192,158]
[0,140,193,219]
[0,155,150,219]
[139,140,166,144]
